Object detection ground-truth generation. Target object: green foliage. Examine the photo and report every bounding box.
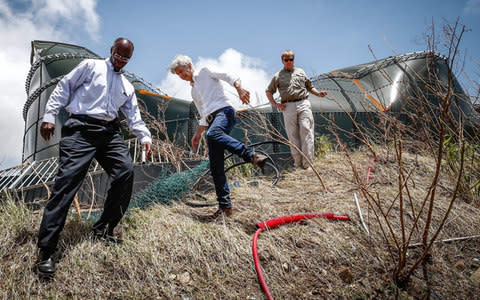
[315,134,332,158]
[0,194,32,237]
[226,160,255,178]
[443,135,480,206]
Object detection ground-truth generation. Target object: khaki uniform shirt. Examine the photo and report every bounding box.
[266,67,312,103]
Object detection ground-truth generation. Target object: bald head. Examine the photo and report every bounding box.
[113,38,134,51]
[110,37,134,72]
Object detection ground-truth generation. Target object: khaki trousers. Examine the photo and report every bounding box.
[283,100,314,168]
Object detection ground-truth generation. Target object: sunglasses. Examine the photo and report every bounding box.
[113,53,130,62]
[283,58,294,62]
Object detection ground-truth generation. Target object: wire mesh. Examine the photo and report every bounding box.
[83,160,209,222]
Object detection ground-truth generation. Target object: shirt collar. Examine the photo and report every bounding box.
[106,57,125,74]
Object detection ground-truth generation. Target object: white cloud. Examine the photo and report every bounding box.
[33,0,100,40]
[158,72,193,102]
[0,0,99,169]
[159,49,271,109]
[464,0,480,14]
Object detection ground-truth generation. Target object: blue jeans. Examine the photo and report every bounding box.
[207,106,253,209]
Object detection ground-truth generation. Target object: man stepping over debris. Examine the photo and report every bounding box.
[169,54,267,219]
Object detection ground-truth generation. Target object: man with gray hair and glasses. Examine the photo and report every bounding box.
[266,49,327,170]
[169,54,267,219]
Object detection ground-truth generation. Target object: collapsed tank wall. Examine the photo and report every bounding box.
[306,51,479,144]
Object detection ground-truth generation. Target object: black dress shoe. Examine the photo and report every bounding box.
[36,249,55,278]
[92,227,106,239]
[92,227,122,245]
[92,221,108,237]
[102,234,123,245]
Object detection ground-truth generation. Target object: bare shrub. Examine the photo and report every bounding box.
[328,18,480,289]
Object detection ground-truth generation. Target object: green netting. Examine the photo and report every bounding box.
[83,160,209,222]
[130,160,209,208]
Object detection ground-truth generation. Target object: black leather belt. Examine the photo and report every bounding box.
[282,98,305,104]
[70,114,118,127]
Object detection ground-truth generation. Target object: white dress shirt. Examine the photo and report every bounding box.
[43,58,152,144]
[191,66,240,126]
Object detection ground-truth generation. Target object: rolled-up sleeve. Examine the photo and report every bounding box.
[205,67,239,86]
[199,118,208,127]
[266,74,278,94]
[303,70,313,91]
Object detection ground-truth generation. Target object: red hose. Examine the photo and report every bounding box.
[256,212,349,230]
[366,157,375,184]
[252,228,272,299]
[252,213,350,300]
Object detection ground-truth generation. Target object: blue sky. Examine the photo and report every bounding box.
[1,0,480,169]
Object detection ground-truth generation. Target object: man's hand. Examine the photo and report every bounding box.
[236,86,250,105]
[191,126,206,151]
[40,122,55,141]
[191,133,201,150]
[266,90,285,111]
[312,89,328,98]
[143,142,152,159]
[317,91,327,98]
[275,102,286,111]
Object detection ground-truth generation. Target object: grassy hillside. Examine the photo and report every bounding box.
[1,150,480,299]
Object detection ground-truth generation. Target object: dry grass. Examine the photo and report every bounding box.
[1,149,480,299]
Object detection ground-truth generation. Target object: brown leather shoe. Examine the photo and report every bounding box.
[251,152,267,168]
[210,207,233,219]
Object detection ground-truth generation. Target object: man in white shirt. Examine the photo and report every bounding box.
[169,54,267,220]
[36,38,152,278]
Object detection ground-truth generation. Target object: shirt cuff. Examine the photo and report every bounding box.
[42,113,56,125]
[140,136,152,144]
[199,118,208,127]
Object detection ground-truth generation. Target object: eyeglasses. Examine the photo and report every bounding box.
[283,58,294,62]
[113,53,130,62]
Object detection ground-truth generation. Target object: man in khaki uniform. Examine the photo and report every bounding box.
[266,50,327,169]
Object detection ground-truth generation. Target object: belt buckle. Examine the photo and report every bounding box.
[206,114,213,124]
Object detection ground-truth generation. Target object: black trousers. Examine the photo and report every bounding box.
[37,117,134,251]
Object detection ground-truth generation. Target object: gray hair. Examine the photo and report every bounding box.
[281,49,295,59]
[169,54,192,74]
